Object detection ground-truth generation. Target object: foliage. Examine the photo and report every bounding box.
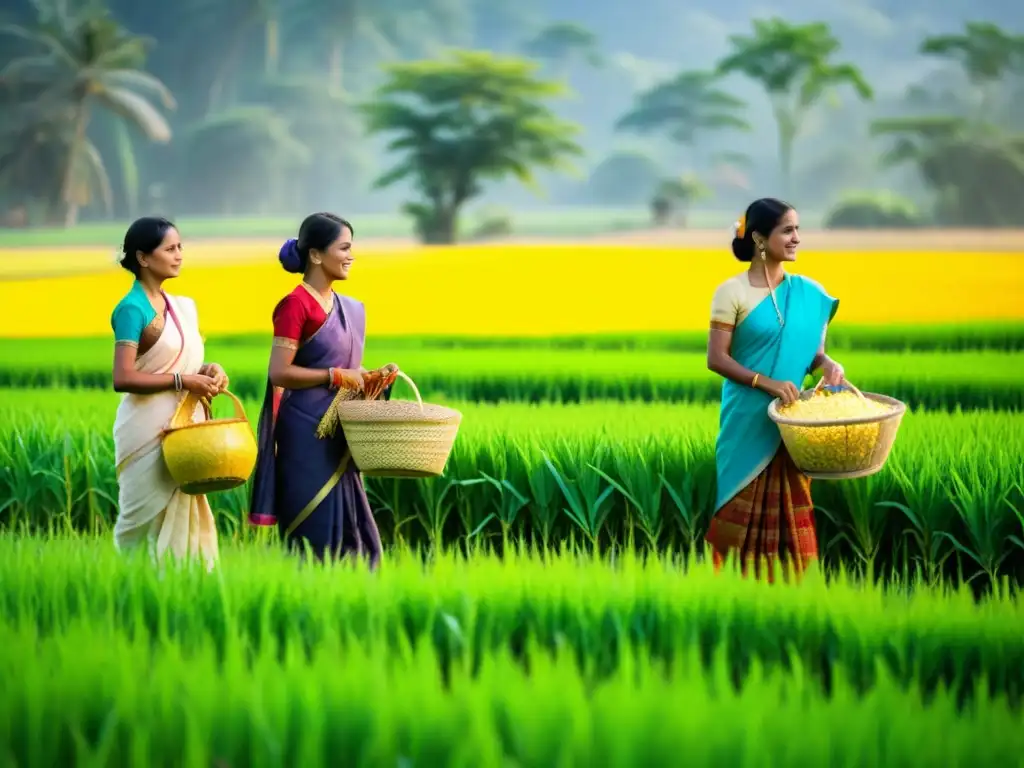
[465,205,514,240]
[870,116,1024,226]
[921,22,1024,86]
[1,341,1022,409]
[361,50,583,243]
[521,21,602,77]
[716,18,872,193]
[2,392,1022,587]
[1,5,1022,223]
[650,173,711,226]
[615,70,748,150]
[585,151,661,205]
[2,536,1022,765]
[178,106,310,215]
[824,190,924,229]
[0,0,175,225]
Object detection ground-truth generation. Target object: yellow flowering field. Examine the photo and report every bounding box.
[1,244,1021,338]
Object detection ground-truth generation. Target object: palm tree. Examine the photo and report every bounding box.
[0,0,175,226]
[920,22,1024,121]
[336,0,473,93]
[182,0,283,111]
[716,18,872,195]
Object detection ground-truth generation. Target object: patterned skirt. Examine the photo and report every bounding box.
[704,445,818,583]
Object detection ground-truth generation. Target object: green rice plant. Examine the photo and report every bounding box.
[816,472,894,579]
[1,389,1022,584]
[941,453,1020,585]
[0,336,1021,409]
[878,452,958,587]
[544,448,615,552]
[592,442,665,548]
[1,535,1023,707]
[3,616,1022,767]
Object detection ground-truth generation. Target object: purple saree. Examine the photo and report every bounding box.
[248,293,382,567]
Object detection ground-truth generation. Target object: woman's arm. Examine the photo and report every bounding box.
[707,325,799,404]
[268,345,362,391]
[112,344,177,394]
[707,325,763,387]
[112,345,219,397]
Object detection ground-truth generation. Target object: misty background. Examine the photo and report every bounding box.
[0,0,1021,237]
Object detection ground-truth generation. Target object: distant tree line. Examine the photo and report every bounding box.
[0,0,1022,241]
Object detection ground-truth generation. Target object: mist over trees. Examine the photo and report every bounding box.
[0,0,1021,240]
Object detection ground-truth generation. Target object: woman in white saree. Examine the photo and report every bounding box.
[110,217,229,569]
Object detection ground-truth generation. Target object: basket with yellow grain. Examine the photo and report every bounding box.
[316,367,461,478]
[161,389,258,494]
[767,379,906,480]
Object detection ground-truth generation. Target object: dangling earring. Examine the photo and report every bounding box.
[759,245,766,261]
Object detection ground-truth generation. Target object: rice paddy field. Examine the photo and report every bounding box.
[1,229,1023,765]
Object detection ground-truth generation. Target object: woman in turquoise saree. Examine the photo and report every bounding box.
[705,198,845,582]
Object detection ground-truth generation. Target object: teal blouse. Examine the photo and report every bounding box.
[110,281,158,344]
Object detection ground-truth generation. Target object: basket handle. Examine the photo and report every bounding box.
[394,369,425,412]
[812,376,866,400]
[168,388,246,430]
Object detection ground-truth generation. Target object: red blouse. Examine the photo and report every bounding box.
[267,284,336,435]
[272,284,332,345]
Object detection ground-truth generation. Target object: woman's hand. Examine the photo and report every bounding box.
[201,363,229,392]
[820,358,845,387]
[362,364,399,399]
[759,376,800,405]
[331,368,365,392]
[182,374,220,399]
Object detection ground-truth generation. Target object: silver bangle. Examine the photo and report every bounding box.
[173,373,182,391]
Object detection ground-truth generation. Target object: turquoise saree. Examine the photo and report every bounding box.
[712,273,840,513]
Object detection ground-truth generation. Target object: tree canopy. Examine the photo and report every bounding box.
[717,18,873,194]
[1,0,175,225]
[361,50,582,243]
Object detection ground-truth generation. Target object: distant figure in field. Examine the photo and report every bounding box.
[109,216,228,569]
[248,212,397,565]
[704,198,846,581]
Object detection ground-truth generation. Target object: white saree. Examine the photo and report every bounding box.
[112,293,219,569]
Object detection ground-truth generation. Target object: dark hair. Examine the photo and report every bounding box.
[731,197,792,262]
[119,216,177,275]
[279,212,354,274]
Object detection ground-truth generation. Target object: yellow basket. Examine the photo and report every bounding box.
[162,389,258,495]
[767,380,906,480]
[317,371,461,478]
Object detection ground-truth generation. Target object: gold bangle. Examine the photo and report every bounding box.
[751,373,760,389]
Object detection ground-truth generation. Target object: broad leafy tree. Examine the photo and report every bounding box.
[616,70,749,166]
[362,50,582,243]
[871,23,1024,227]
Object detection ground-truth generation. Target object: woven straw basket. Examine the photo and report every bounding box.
[767,380,906,480]
[321,371,461,478]
[162,389,258,495]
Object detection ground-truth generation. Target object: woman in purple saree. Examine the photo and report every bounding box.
[248,213,394,565]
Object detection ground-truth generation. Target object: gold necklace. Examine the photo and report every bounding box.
[301,281,333,314]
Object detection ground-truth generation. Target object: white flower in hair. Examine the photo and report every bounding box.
[730,221,741,237]
[112,248,124,266]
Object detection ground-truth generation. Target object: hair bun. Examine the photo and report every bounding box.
[279,238,303,273]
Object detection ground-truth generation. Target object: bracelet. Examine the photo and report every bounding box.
[328,368,341,390]
[173,373,182,392]
[751,373,760,389]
